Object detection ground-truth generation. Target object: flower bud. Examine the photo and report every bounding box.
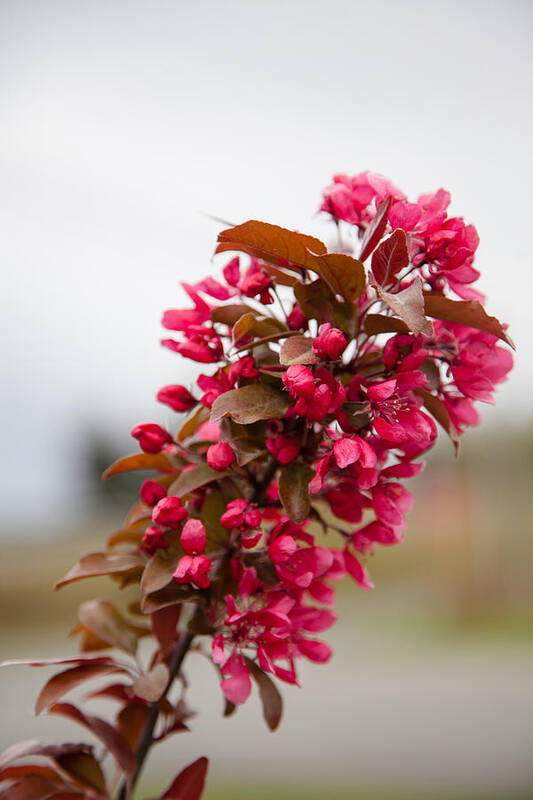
[140,479,167,507]
[207,442,236,471]
[181,518,206,555]
[157,384,197,412]
[282,364,315,399]
[266,434,299,464]
[312,323,347,361]
[152,496,187,528]
[131,423,173,453]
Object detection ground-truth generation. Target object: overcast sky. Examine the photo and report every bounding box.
[1,0,531,530]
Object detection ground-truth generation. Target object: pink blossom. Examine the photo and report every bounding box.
[131,423,173,453]
[287,304,308,331]
[223,256,241,287]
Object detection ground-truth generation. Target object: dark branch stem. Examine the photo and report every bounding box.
[117,457,278,799]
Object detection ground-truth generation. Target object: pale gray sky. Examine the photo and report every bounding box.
[1,0,531,528]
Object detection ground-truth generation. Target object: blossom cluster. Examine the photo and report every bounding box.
[128,172,512,702]
[1,172,513,800]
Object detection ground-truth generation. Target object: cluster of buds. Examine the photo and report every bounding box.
[1,172,513,800]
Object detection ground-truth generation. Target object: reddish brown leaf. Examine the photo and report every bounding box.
[78,601,139,655]
[1,743,94,774]
[35,664,122,715]
[117,702,150,752]
[132,663,169,702]
[47,703,136,775]
[177,406,210,442]
[231,312,256,344]
[364,313,410,336]
[102,452,174,480]
[377,277,433,336]
[279,462,314,524]
[141,584,199,614]
[424,293,514,348]
[54,552,144,590]
[314,253,366,301]
[1,656,116,670]
[56,752,107,794]
[152,605,181,656]
[160,756,209,800]
[279,335,318,366]
[371,229,409,286]
[141,552,179,595]
[0,774,73,799]
[210,384,289,425]
[168,464,224,498]
[293,279,335,325]
[246,660,283,731]
[359,197,392,262]
[260,263,299,286]
[216,220,326,273]
[210,303,256,326]
[415,388,458,451]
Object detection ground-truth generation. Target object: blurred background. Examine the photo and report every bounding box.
[1,1,532,798]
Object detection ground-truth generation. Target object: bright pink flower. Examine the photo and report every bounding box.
[193,276,235,301]
[157,384,197,412]
[240,261,273,304]
[344,547,374,589]
[140,479,167,507]
[219,653,252,704]
[131,423,173,453]
[152,496,188,528]
[313,323,347,361]
[228,356,260,383]
[223,257,241,287]
[162,325,223,364]
[206,442,236,471]
[287,304,308,331]
[266,434,299,464]
[197,369,232,408]
[367,376,436,446]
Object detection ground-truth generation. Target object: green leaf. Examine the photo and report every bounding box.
[279,335,318,366]
[210,384,289,425]
[279,461,314,523]
[246,659,283,731]
[377,277,433,336]
[168,464,226,497]
[424,293,514,348]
